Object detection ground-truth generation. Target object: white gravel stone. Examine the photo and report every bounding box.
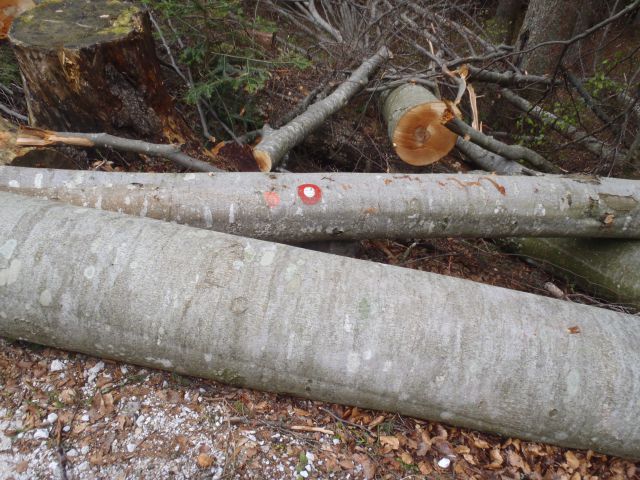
[50,360,65,372]
[33,429,49,440]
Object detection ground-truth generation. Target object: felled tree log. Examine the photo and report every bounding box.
[2,165,639,240]
[381,84,457,166]
[8,0,191,143]
[252,46,390,171]
[506,238,640,308]
[456,133,640,307]
[1,191,639,459]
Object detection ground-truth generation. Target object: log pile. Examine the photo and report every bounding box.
[2,0,640,462]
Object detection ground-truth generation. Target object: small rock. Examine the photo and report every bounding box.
[66,449,78,457]
[46,413,58,425]
[437,458,451,469]
[80,446,90,455]
[300,470,309,478]
[50,360,65,372]
[33,429,49,440]
[126,443,137,453]
[81,414,90,422]
[63,426,71,433]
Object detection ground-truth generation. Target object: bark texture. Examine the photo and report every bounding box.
[515,0,580,74]
[456,133,640,307]
[1,191,639,459]
[252,46,390,171]
[8,0,191,143]
[1,166,639,240]
[494,0,523,44]
[507,237,640,308]
[381,84,456,166]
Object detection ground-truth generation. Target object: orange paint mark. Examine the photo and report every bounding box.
[263,191,281,208]
[446,176,506,196]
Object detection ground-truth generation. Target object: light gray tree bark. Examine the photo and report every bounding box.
[515,0,580,74]
[253,46,390,171]
[1,191,639,459]
[455,131,640,307]
[1,166,639,240]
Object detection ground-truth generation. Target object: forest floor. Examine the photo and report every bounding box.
[1,2,640,480]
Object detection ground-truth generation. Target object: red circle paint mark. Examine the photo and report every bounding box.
[297,184,322,205]
[263,191,281,208]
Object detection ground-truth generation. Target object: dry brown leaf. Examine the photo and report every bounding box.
[463,453,476,465]
[565,451,581,471]
[339,459,355,470]
[293,407,311,417]
[567,326,581,335]
[508,450,530,473]
[399,451,413,465]
[354,453,376,479]
[197,453,214,468]
[379,435,400,450]
[59,388,76,405]
[570,472,581,480]
[418,461,433,475]
[368,415,385,428]
[14,461,29,473]
[487,448,504,469]
[473,437,490,449]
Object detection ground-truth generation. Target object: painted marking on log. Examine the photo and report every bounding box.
[39,290,52,307]
[8,180,19,188]
[298,184,322,205]
[445,176,507,196]
[34,173,43,189]
[263,191,281,208]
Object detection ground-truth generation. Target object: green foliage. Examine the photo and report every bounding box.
[142,0,311,134]
[584,58,626,98]
[0,44,20,86]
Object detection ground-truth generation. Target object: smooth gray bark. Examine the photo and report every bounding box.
[494,0,523,44]
[1,166,639,240]
[507,237,640,308]
[456,132,640,307]
[1,191,639,459]
[253,47,390,171]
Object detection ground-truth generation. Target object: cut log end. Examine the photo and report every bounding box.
[9,1,141,48]
[253,149,272,172]
[392,102,457,166]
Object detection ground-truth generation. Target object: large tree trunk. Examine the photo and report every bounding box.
[456,132,640,307]
[506,237,640,308]
[2,165,639,241]
[515,0,580,74]
[381,84,456,166]
[8,0,191,144]
[1,191,639,459]
[494,0,523,44]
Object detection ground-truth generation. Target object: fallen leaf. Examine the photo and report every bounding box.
[379,435,400,450]
[473,437,490,449]
[565,451,580,471]
[399,451,413,465]
[339,459,355,470]
[418,461,432,475]
[354,453,376,479]
[487,448,504,469]
[567,326,581,334]
[368,415,385,428]
[197,453,214,468]
[14,461,29,473]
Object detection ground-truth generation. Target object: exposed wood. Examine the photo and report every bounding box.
[17,127,222,173]
[8,0,192,143]
[1,165,639,240]
[1,191,639,459]
[381,84,456,166]
[252,46,390,171]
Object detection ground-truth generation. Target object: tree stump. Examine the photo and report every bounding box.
[8,0,191,143]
